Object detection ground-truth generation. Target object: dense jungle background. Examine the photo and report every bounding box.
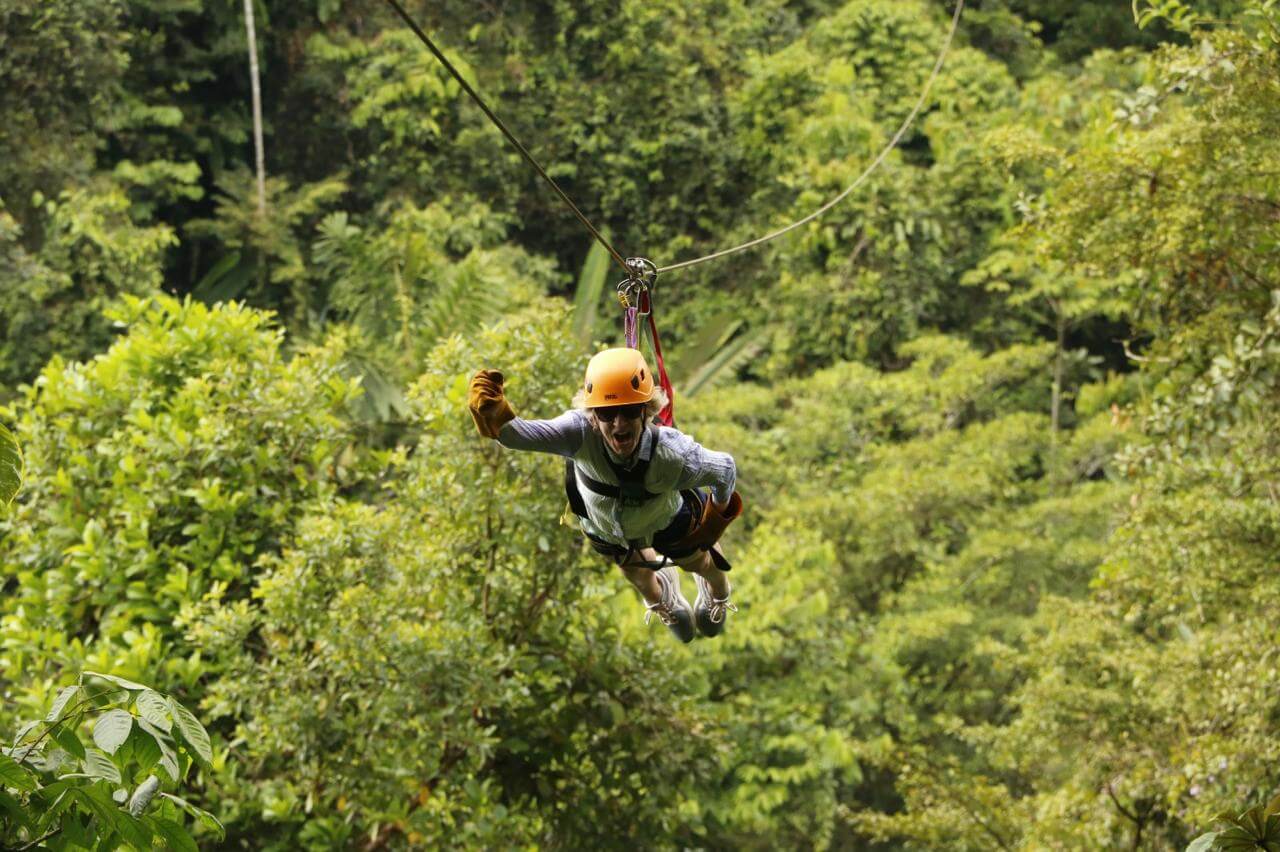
[2,0,1280,848]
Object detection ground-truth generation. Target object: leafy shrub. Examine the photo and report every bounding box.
[1,673,220,851]
[0,189,174,391]
[0,294,375,718]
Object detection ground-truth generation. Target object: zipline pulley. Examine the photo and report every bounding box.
[616,257,658,314]
[614,257,675,426]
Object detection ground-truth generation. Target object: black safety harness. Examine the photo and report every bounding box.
[564,423,663,515]
[563,422,731,571]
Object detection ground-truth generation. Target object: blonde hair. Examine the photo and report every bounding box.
[573,386,670,423]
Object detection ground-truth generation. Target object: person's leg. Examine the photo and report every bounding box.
[671,544,730,598]
[617,547,664,603]
[616,547,695,643]
[670,544,735,638]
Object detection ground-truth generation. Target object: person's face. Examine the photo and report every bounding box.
[593,403,646,456]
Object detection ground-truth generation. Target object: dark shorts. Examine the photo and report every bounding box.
[586,489,707,566]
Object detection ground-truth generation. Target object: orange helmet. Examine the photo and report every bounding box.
[583,348,654,407]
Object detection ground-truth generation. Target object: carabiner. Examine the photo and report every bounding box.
[616,257,658,314]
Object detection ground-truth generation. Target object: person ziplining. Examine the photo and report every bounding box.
[469,349,743,643]
[381,0,963,640]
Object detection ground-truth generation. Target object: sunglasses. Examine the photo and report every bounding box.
[593,403,646,423]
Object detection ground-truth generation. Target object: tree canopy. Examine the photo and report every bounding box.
[2,0,1279,848]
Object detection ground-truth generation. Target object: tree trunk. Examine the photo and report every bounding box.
[1051,310,1065,439]
[243,0,266,217]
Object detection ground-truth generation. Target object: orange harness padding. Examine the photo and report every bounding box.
[670,491,744,571]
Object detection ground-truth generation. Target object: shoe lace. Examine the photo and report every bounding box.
[706,596,738,625]
[644,600,678,626]
[644,569,680,627]
[697,575,738,624]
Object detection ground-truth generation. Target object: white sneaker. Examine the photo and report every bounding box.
[693,574,736,638]
[644,566,696,643]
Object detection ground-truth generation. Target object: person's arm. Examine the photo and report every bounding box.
[671,435,737,506]
[468,369,587,457]
[670,433,743,552]
[497,411,587,458]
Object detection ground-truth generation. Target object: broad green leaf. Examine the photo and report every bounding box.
[82,671,149,691]
[1186,831,1221,852]
[0,788,33,832]
[82,747,122,784]
[160,751,181,783]
[572,238,612,344]
[93,709,133,755]
[47,684,81,721]
[62,810,93,846]
[51,724,86,760]
[38,747,73,774]
[71,786,152,849]
[160,792,225,839]
[191,251,242,301]
[167,698,212,765]
[1268,793,1280,816]
[148,815,200,852]
[135,690,172,732]
[0,421,22,505]
[136,716,180,781]
[36,788,74,832]
[192,252,252,304]
[130,726,162,773]
[0,754,37,792]
[128,775,161,816]
[13,719,41,745]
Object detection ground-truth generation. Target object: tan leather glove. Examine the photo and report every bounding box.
[468,369,516,439]
[676,491,744,552]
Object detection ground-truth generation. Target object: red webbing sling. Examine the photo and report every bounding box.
[623,287,675,426]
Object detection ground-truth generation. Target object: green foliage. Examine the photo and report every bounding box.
[693,0,1029,373]
[313,198,551,381]
[0,674,219,850]
[305,27,470,205]
[0,188,175,390]
[1189,795,1280,851]
[3,0,1280,847]
[0,295,374,704]
[674,333,1127,848]
[186,169,349,321]
[571,239,614,346]
[0,0,129,214]
[0,421,20,506]
[186,304,719,847]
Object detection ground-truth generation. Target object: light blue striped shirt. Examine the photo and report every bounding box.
[498,410,737,547]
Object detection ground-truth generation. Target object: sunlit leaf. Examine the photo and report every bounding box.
[92,709,133,755]
[82,747,122,784]
[168,698,212,765]
[0,422,21,505]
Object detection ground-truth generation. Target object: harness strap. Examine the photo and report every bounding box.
[642,291,676,427]
[575,469,662,506]
[622,269,675,428]
[564,424,662,514]
[564,457,589,518]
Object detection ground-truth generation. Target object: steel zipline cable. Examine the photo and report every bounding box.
[381,0,631,274]
[658,0,964,274]
[382,0,964,279]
